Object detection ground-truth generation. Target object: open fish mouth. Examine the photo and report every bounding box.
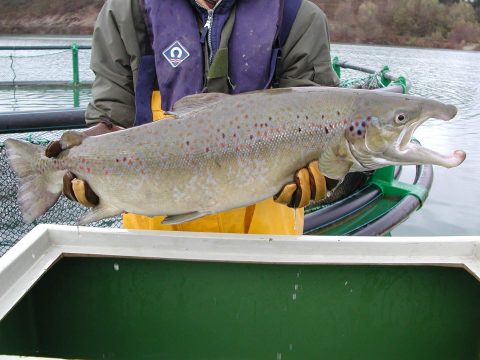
[349,103,466,170]
[388,105,466,168]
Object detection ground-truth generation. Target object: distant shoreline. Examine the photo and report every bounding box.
[0,0,478,51]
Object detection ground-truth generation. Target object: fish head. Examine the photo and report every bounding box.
[344,91,466,172]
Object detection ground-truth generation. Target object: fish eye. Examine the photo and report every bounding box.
[395,113,407,124]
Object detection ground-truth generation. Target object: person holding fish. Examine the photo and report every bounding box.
[45,0,341,234]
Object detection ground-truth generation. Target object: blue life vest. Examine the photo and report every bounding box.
[134,0,302,126]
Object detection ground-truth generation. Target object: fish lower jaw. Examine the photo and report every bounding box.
[443,150,466,168]
[384,144,466,168]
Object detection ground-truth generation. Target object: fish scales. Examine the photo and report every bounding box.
[61,90,344,215]
[5,87,465,225]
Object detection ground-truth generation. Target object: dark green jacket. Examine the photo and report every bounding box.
[86,0,339,127]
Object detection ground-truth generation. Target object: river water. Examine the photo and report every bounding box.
[0,36,479,236]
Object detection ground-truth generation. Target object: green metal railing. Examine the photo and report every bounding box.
[333,56,410,94]
[0,43,92,88]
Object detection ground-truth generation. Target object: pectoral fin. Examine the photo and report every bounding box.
[318,142,353,180]
[162,211,209,225]
[77,203,122,225]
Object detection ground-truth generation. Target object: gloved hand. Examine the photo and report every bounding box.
[62,171,99,207]
[274,160,330,208]
[45,141,100,207]
[45,118,123,207]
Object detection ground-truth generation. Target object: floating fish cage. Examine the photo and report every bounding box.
[0,225,479,359]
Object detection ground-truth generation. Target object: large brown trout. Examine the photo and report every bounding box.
[5,87,466,225]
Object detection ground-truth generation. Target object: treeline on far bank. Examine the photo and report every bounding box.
[316,0,480,50]
[0,0,479,51]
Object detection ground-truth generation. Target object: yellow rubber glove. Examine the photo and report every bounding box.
[62,171,99,207]
[274,160,327,208]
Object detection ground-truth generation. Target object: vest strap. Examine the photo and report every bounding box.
[205,5,236,93]
[272,0,303,88]
[134,55,156,126]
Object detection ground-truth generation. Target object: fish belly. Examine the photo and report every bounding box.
[63,137,319,217]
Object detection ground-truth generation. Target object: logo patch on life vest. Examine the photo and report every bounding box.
[162,41,190,68]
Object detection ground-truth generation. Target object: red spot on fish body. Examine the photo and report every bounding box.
[104,170,109,176]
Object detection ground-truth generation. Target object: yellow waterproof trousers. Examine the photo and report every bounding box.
[123,92,304,235]
[123,199,304,235]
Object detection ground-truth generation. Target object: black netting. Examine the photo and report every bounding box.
[0,131,121,257]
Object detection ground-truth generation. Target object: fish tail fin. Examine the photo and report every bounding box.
[5,139,63,224]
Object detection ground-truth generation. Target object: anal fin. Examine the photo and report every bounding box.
[77,203,122,225]
[162,211,209,225]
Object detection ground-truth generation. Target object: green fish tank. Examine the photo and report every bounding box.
[0,225,479,360]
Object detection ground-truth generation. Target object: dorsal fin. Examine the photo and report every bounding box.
[60,131,88,150]
[172,93,230,116]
